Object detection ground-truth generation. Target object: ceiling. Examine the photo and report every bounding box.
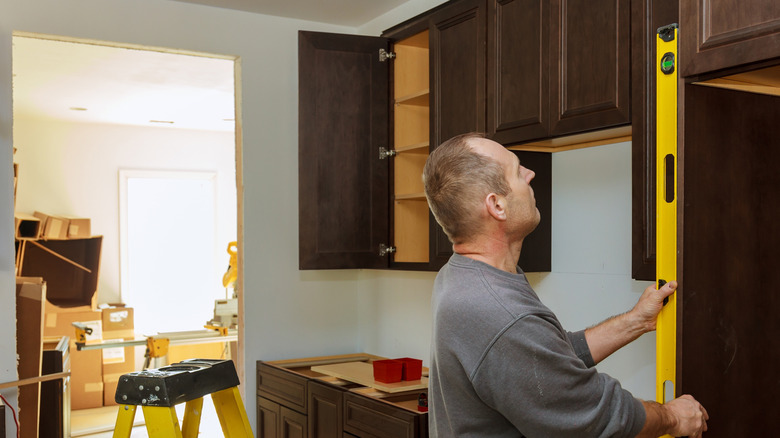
[13,36,237,132]
[13,1,406,132]
[170,0,409,27]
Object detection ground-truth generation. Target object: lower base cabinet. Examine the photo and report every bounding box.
[258,397,308,438]
[258,355,428,438]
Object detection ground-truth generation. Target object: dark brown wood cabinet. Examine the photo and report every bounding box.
[258,357,428,438]
[680,0,780,77]
[257,361,310,437]
[630,0,679,281]
[487,0,630,146]
[427,0,488,269]
[487,0,548,145]
[631,0,780,280]
[548,0,631,137]
[677,80,780,437]
[308,381,345,437]
[298,0,557,272]
[343,392,428,438]
[297,31,390,270]
[258,396,309,438]
[670,2,780,434]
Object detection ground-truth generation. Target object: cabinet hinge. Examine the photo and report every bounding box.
[379,244,396,256]
[379,146,397,160]
[379,48,396,62]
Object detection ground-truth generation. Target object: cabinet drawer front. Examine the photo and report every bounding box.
[343,393,418,438]
[258,363,308,413]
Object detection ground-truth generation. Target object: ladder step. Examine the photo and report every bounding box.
[115,358,240,407]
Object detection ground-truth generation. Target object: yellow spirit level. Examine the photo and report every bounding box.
[655,23,678,423]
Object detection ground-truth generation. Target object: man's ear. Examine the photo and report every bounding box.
[485,193,507,221]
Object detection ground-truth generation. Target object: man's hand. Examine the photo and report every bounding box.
[585,281,677,364]
[665,395,709,437]
[630,280,677,333]
[639,395,708,437]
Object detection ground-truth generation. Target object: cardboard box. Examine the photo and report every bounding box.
[34,212,69,240]
[16,277,46,438]
[20,236,102,308]
[43,309,104,410]
[14,213,41,240]
[101,306,135,406]
[66,217,91,238]
[102,306,134,335]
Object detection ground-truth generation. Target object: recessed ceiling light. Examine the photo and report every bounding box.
[69,107,88,111]
[149,120,174,124]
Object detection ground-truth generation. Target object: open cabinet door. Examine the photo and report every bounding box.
[298,31,390,269]
[679,82,780,436]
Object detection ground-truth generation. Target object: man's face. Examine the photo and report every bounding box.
[473,138,541,238]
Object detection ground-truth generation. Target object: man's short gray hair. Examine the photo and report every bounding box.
[423,133,509,244]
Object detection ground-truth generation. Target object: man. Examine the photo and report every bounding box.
[423,133,708,437]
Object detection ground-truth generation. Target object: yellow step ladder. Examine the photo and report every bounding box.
[112,359,253,438]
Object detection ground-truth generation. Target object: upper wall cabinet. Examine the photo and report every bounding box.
[297,0,555,272]
[680,0,780,77]
[487,0,631,146]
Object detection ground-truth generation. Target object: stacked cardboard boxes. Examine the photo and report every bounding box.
[42,301,104,410]
[100,306,135,406]
[13,212,91,240]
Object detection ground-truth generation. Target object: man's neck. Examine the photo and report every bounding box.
[453,237,523,274]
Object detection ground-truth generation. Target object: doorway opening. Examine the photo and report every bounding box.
[12,31,243,436]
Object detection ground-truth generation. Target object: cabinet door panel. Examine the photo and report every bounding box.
[308,381,343,438]
[549,0,630,136]
[429,0,487,269]
[487,0,549,145]
[630,0,678,281]
[258,397,280,438]
[281,406,308,438]
[680,0,780,76]
[680,84,780,436]
[298,31,390,270]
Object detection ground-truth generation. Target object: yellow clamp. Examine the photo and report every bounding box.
[146,337,170,359]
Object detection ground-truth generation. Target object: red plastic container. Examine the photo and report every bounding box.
[373,359,403,383]
[396,357,423,381]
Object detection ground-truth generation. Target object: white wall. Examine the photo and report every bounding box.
[13,117,237,305]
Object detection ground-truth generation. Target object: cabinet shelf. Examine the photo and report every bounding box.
[394,193,426,201]
[395,90,430,106]
[395,142,429,153]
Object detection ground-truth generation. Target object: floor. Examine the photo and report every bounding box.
[71,397,225,437]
